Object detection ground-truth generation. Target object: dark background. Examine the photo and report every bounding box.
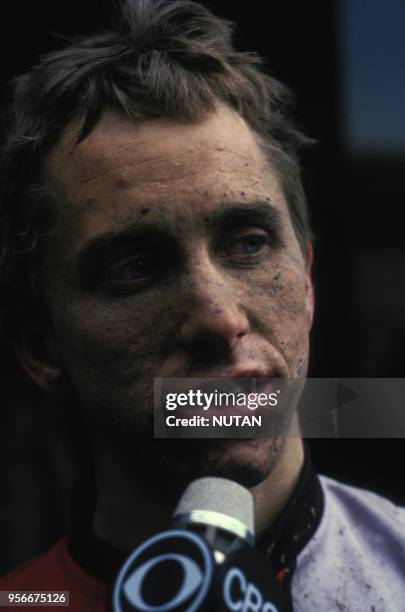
[1,0,404,573]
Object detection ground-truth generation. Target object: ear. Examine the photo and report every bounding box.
[14,320,71,397]
[304,240,315,329]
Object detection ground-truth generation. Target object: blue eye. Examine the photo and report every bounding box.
[224,232,269,259]
[242,235,265,254]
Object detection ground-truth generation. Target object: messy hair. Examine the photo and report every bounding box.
[0,0,312,344]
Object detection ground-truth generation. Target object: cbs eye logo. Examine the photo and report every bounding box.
[112,529,214,612]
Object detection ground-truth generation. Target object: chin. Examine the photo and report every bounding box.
[111,428,283,497]
[199,438,282,488]
[150,437,283,492]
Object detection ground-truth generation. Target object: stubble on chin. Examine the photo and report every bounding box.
[118,436,284,495]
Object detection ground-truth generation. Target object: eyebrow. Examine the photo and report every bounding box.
[211,201,282,231]
[66,199,283,280]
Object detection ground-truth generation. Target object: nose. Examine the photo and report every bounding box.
[178,260,250,365]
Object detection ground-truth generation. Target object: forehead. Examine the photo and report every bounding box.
[44,106,289,248]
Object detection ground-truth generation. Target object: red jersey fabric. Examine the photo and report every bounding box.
[0,539,109,612]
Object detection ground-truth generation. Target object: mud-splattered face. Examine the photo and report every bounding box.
[40,106,313,488]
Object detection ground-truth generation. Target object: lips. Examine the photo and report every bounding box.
[165,364,283,381]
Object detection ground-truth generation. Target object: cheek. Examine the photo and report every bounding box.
[245,261,310,371]
[50,290,175,404]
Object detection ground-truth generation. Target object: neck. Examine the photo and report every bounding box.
[92,446,178,552]
[251,435,304,537]
[91,431,304,551]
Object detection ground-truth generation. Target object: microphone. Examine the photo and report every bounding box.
[112,478,283,611]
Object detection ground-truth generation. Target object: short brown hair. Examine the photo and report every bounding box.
[0,0,312,344]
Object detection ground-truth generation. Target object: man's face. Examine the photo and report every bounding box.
[37,105,313,488]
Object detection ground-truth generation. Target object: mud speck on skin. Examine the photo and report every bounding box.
[270,279,284,296]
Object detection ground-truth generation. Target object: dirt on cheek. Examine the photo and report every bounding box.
[250,262,310,373]
[50,295,158,405]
